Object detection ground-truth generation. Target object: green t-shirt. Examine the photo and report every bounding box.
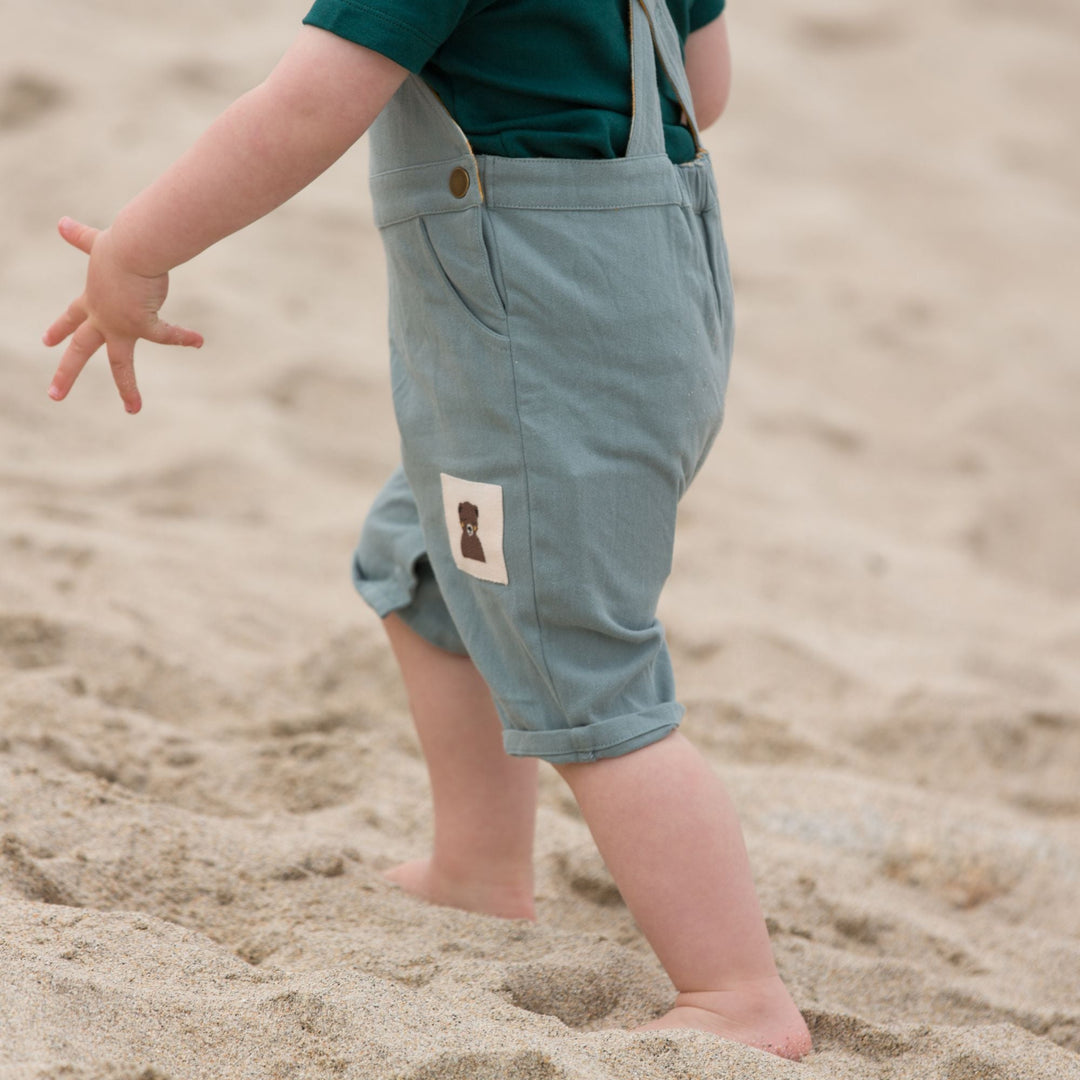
[302,0,725,163]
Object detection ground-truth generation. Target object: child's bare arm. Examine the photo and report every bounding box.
[43,26,407,413]
[685,14,731,130]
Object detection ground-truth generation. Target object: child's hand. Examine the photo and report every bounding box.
[42,217,204,414]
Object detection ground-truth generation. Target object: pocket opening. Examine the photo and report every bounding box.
[416,211,509,343]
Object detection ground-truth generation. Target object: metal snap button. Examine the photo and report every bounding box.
[449,166,471,199]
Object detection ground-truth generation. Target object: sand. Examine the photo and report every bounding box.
[2,0,1079,1077]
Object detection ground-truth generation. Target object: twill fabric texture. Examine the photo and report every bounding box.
[355,0,734,763]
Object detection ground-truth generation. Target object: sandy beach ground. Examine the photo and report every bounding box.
[2,0,1079,1077]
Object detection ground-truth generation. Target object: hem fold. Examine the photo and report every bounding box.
[353,576,413,619]
[353,551,468,656]
[502,703,683,764]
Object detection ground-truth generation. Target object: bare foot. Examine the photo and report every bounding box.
[636,977,813,1061]
[383,858,536,921]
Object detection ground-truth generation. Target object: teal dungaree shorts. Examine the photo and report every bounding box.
[355,0,734,764]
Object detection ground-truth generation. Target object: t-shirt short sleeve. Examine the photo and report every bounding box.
[689,0,726,33]
[302,0,471,73]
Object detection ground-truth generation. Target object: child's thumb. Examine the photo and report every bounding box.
[58,217,99,256]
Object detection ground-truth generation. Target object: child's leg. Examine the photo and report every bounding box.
[382,613,538,920]
[555,732,812,1060]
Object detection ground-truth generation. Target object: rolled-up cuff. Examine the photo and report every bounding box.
[501,703,683,764]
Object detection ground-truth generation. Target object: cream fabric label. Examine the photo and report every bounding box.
[440,473,508,585]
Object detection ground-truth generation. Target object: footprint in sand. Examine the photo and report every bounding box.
[803,1010,917,1061]
[504,956,623,1027]
[503,946,667,1030]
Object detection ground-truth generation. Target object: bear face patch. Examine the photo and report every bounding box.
[458,501,486,563]
[440,473,508,585]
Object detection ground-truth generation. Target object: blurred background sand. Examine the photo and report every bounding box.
[2,0,1079,1077]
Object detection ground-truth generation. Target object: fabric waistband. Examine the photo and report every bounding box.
[369,151,718,228]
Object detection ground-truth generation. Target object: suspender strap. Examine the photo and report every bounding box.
[625,0,703,160]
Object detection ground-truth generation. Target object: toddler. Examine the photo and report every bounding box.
[43,0,813,1060]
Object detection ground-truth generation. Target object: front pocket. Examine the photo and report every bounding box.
[697,204,734,343]
[417,208,509,342]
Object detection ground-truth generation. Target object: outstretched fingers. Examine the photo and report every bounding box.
[42,299,88,348]
[48,321,105,402]
[44,215,203,411]
[42,219,97,347]
[106,337,142,414]
[46,316,203,409]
